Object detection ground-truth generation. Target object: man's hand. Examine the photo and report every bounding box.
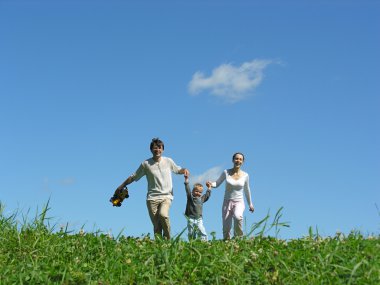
[110,187,129,207]
[183,168,190,177]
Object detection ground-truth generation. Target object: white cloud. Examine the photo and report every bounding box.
[58,177,76,186]
[42,176,76,192]
[188,59,274,103]
[189,166,223,185]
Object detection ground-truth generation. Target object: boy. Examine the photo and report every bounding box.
[184,175,211,241]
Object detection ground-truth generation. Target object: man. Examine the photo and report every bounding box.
[116,138,189,239]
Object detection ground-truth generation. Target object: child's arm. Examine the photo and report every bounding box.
[202,186,212,203]
[184,175,191,197]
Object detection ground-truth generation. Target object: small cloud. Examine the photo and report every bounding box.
[189,166,223,185]
[188,59,275,103]
[42,176,76,192]
[58,177,76,186]
[43,177,51,192]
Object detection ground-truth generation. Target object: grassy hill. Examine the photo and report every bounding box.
[1,203,379,284]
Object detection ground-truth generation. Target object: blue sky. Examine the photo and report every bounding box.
[1,0,379,240]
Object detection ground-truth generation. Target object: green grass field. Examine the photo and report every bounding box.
[1,202,379,284]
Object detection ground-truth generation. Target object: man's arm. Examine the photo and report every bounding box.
[178,168,190,177]
[116,175,135,191]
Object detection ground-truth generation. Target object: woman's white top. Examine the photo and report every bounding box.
[211,169,253,205]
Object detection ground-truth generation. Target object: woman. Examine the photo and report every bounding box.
[206,152,254,240]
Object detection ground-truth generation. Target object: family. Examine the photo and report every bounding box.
[115,138,254,241]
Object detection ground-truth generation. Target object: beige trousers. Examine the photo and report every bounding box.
[146,198,172,239]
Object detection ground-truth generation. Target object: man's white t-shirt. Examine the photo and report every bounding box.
[133,157,182,201]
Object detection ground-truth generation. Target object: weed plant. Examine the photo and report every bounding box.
[0,202,379,284]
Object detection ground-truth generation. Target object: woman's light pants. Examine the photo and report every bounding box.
[222,199,245,240]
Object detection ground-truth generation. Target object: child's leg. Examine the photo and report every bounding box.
[196,218,208,241]
[233,200,245,237]
[222,199,233,240]
[187,218,196,240]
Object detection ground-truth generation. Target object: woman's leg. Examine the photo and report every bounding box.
[233,200,245,237]
[222,199,233,240]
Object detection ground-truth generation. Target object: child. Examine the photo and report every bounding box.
[184,175,211,241]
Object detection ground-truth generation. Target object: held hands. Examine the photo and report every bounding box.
[183,169,190,183]
[183,168,190,177]
[206,181,215,189]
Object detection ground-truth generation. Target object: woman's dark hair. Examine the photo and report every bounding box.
[232,152,245,161]
[150,137,164,150]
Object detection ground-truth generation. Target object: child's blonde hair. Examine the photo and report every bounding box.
[192,183,203,191]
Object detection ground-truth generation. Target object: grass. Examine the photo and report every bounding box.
[0,202,379,284]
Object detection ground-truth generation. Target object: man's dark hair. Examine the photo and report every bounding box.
[150,137,164,150]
